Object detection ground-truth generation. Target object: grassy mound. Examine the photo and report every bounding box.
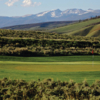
[72,24,100,37]
[48,18,100,37]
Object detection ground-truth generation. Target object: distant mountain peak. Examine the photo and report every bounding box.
[36,9,62,17]
[61,9,85,15]
[50,9,61,11]
[88,8,93,10]
[0,8,100,28]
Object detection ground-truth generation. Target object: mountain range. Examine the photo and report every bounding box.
[1,8,100,28]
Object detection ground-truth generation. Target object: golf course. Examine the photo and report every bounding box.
[0,55,100,85]
[0,17,100,99]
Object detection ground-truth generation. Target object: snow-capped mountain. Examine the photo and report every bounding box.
[61,9,85,15]
[36,9,96,17]
[0,8,100,28]
[36,9,62,17]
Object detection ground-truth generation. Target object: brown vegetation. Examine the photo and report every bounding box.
[0,29,100,56]
[0,78,100,100]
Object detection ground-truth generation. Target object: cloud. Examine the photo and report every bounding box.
[5,0,41,7]
[22,0,41,7]
[5,0,19,6]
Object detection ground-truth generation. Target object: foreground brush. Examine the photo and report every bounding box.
[0,78,100,100]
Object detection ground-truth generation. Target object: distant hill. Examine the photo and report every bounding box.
[2,21,75,31]
[71,23,100,37]
[48,17,100,37]
[1,8,100,28]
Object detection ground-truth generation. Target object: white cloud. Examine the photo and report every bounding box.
[22,0,41,7]
[5,0,19,6]
[5,0,41,7]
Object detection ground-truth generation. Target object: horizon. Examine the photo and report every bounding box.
[0,0,100,17]
[1,8,100,17]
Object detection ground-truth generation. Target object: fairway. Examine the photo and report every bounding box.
[0,61,100,64]
[0,61,100,72]
[0,56,100,84]
[0,62,100,84]
[15,64,100,72]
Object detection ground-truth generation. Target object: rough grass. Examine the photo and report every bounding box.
[0,67,100,85]
[0,55,100,62]
[87,24,100,37]
[72,24,100,37]
[69,26,93,36]
[89,24,100,33]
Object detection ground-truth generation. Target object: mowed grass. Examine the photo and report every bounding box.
[0,55,100,84]
[15,64,100,72]
[0,61,100,84]
[0,65,100,84]
[0,55,100,62]
[0,62,100,72]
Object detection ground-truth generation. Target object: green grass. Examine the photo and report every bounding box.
[0,55,100,85]
[48,18,100,35]
[0,55,100,62]
[68,25,93,36]
[0,61,100,65]
[0,67,100,85]
[70,24,100,37]
[0,61,100,85]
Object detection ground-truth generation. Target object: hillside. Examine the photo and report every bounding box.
[0,29,100,56]
[2,21,75,31]
[71,24,100,37]
[48,17,100,37]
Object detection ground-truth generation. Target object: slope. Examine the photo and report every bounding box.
[69,24,100,37]
[48,18,100,37]
[2,21,75,31]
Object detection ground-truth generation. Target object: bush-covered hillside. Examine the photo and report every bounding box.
[0,29,100,56]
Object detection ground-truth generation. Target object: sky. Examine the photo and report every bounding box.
[0,0,100,17]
